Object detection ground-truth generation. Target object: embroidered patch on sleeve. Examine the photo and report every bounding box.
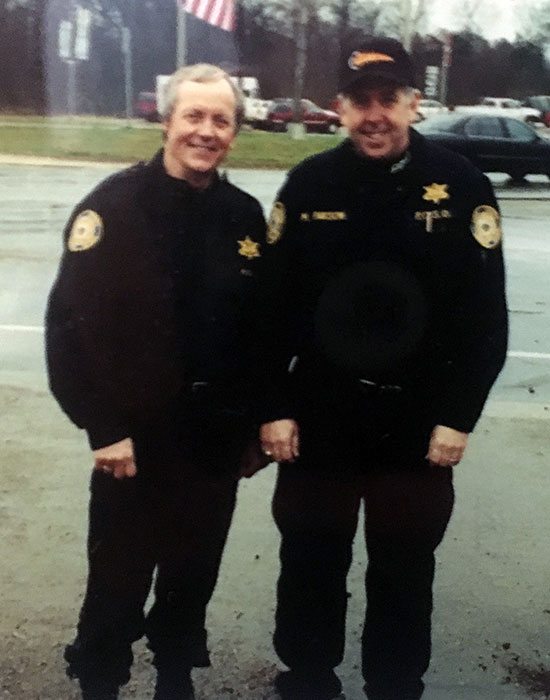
[471,205,502,249]
[267,201,286,245]
[67,210,104,252]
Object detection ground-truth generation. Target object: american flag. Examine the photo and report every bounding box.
[182,0,236,32]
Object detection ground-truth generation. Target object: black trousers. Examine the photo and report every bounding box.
[65,413,239,690]
[272,461,454,700]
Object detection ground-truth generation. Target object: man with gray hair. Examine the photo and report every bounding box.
[46,64,265,700]
[258,36,508,699]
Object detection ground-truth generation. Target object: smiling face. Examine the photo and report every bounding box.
[338,82,419,161]
[162,78,237,188]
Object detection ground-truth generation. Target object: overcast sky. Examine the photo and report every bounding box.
[426,0,534,42]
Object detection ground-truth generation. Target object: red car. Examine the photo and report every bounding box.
[265,98,340,133]
[524,96,550,128]
[135,91,159,122]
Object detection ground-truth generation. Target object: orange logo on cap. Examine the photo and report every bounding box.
[348,51,395,70]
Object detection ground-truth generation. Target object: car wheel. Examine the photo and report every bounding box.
[326,123,338,134]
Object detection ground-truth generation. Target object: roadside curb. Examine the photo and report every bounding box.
[0,154,132,168]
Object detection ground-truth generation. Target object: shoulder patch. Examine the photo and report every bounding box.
[267,201,285,245]
[471,205,502,249]
[67,210,104,252]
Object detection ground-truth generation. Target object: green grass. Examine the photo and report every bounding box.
[0,116,343,169]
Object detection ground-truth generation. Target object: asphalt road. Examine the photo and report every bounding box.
[1,161,549,700]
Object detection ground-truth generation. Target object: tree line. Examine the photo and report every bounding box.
[1,0,549,116]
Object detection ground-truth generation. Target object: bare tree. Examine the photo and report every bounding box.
[374,0,431,49]
[453,0,486,35]
[517,0,550,42]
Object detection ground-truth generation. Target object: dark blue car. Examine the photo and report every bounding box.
[415,114,550,181]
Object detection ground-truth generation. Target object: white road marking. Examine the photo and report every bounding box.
[1,325,550,361]
[0,324,44,333]
[507,350,550,360]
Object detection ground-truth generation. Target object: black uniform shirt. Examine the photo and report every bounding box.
[46,150,266,449]
[258,130,508,433]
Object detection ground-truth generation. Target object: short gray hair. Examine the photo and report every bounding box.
[160,63,244,128]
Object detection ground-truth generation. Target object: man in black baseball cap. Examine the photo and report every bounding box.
[257,35,508,700]
[335,36,420,163]
[339,36,417,92]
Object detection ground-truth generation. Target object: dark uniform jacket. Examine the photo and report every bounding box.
[46,150,266,450]
[258,130,508,437]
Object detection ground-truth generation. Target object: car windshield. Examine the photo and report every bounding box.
[271,102,292,113]
[301,99,322,113]
[529,96,550,110]
[414,114,464,133]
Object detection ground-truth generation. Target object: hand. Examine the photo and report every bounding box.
[426,425,468,468]
[239,439,272,479]
[93,437,137,479]
[260,419,300,463]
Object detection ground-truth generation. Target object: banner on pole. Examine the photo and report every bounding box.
[58,20,73,60]
[74,6,92,61]
[182,0,235,32]
[424,65,439,98]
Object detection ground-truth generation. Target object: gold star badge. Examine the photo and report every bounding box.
[238,236,261,260]
[423,183,450,204]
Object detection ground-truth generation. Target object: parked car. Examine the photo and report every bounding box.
[453,97,543,124]
[135,91,159,122]
[414,113,550,180]
[416,99,446,121]
[523,96,550,127]
[265,98,340,133]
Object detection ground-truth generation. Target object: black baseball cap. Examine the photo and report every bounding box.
[339,36,417,93]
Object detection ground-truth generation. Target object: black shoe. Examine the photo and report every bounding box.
[66,635,129,698]
[363,678,424,700]
[80,685,119,700]
[154,668,195,700]
[274,669,343,700]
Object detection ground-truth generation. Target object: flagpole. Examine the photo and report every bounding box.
[176,1,186,67]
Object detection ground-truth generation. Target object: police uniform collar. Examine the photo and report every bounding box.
[340,138,411,176]
[148,149,222,196]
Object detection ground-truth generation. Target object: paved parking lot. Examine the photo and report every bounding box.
[0,160,549,699]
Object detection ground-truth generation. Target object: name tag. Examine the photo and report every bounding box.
[300,211,348,222]
[414,209,452,221]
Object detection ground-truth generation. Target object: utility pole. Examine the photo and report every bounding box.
[290,3,307,139]
[58,3,77,115]
[439,32,452,106]
[400,0,425,51]
[121,26,133,119]
[400,0,413,51]
[176,1,187,67]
